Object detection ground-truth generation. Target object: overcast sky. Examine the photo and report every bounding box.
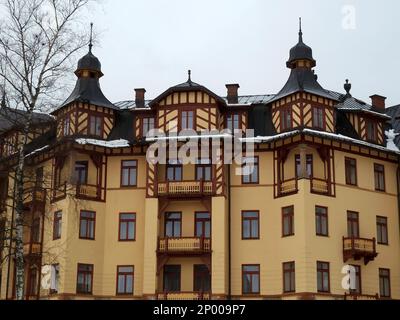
[86,0,400,106]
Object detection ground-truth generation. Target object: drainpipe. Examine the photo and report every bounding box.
[228,164,232,300]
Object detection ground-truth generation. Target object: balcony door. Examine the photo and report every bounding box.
[166,162,183,182]
[75,161,88,185]
[165,213,182,238]
[194,265,211,292]
[195,213,211,239]
[347,211,360,238]
[163,265,181,292]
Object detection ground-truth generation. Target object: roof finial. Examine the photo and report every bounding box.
[188,69,192,83]
[344,79,352,97]
[299,17,303,43]
[89,22,94,53]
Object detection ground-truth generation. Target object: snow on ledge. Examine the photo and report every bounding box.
[75,139,130,148]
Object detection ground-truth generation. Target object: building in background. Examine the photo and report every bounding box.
[0,25,399,300]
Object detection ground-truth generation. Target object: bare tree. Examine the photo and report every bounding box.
[0,0,98,300]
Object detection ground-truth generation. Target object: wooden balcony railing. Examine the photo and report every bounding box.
[23,242,42,256]
[310,178,330,195]
[343,237,378,265]
[158,237,211,255]
[278,178,298,196]
[76,184,102,201]
[344,293,379,301]
[157,292,211,300]
[157,181,214,197]
[52,182,67,202]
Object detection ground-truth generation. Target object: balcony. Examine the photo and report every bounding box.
[157,292,211,300]
[23,188,46,206]
[23,242,42,257]
[157,181,215,198]
[310,178,330,195]
[76,184,103,201]
[52,182,67,203]
[158,237,211,255]
[343,237,378,265]
[344,293,379,300]
[278,178,298,197]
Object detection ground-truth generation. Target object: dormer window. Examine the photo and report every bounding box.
[142,117,155,137]
[227,113,240,132]
[366,120,377,143]
[89,115,103,137]
[181,111,195,130]
[281,108,293,131]
[312,107,325,129]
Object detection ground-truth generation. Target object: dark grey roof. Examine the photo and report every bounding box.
[386,105,400,146]
[76,51,102,76]
[287,30,316,68]
[108,110,136,142]
[0,107,54,134]
[115,100,152,110]
[269,68,338,103]
[57,77,117,112]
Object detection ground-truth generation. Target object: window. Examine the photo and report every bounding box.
[89,115,103,137]
[117,266,134,295]
[63,116,70,136]
[377,216,388,245]
[281,108,292,131]
[53,211,62,240]
[119,213,136,241]
[35,167,44,189]
[295,154,313,178]
[196,160,212,181]
[282,206,294,237]
[347,211,360,238]
[379,269,391,298]
[345,158,357,186]
[227,113,240,132]
[194,265,211,292]
[312,107,325,129]
[242,156,259,184]
[165,213,182,238]
[374,164,385,192]
[283,262,296,293]
[166,161,182,182]
[74,161,88,185]
[315,206,328,236]
[242,265,260,294]
[349,265,362,294]
[242,211,260,240]
[121,160,138,187]
[142,117,155,137]
[31,218,40,243]
[50,264,60,294]
[195,213,211,239]
[76,264,93,294]
[317,261,330,293]
[181,111,195,130]
[366,120,377,142]
[163,265,181,292]
[79,211,96,240]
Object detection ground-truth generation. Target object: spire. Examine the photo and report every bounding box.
[344,79,352,97]
[299,17,303,43]
[89,22,94,53]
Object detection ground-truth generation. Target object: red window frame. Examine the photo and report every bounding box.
[366,120,378,143]
[242,156,259,185]
[75,161,88,185]
[242,211,260,240]
[193,265,211,292]
[119,213,136,241]
[282,206,295,237]
[89,115,103,137]
[283,262,296,293]
[317,261,330,293]
[76,264,94,295]
[295,154,313,178]
[195,212,211,239]
[280,107,293,131]
[315,206,329,237]
[53,211,62,240]
[312,107,325,129]
[116,266,134,295]
[166,163,183,182]
[349,265,362,294]
[180,110,195,130]
[242,265,260,295]
[379,268,391,298]
[374,164,386,192]
[121,160,138,187]
[79,210,96,240]
[377,216,389,245]
[141,117,155,137]
[163,265,181,292]
[164,212,182,238]
[347,211,360,238]
[226,113,241,132]
[195,163,212,182]
[345,157,357,186]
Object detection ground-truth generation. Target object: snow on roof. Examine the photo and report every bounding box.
[75,139,130,148]
[25,145,50,158]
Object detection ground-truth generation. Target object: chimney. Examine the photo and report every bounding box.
[135,88,146,108]
[370,94,387,111]
[226,84,240,104]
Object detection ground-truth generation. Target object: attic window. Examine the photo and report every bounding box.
[89,115,103,137]
[366,120,378,143]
